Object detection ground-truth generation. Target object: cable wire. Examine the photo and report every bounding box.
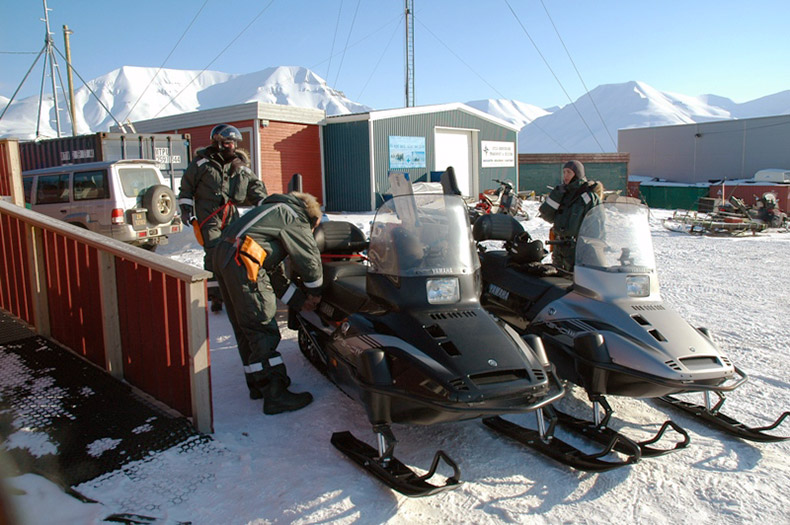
[122,0,210,124]
[0,46,46,121]
[152,0,276,119]
[540,0,616,149]
[415,15,568,152]
[326,0,344,81]
[504,0,605,152]
[356,14,404,101]
[333,0,362,88]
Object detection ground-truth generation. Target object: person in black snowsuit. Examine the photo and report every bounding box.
[212,192,323,414]
[538,160,604,272]
[178,124,268,311]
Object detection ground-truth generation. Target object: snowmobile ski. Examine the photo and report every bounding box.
[331,431,461,497]
[483,414,641,472]
[657,395,790,443]
[553,409,690,459]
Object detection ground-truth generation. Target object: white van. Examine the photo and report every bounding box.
[22,159,182,250]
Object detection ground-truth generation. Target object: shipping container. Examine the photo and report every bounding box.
[19,132,191,191]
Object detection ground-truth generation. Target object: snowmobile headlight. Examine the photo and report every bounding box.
[426,277,460,304]
[626,275,650,297]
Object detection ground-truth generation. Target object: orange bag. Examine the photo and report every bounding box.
[236,235,267,282]
[191,218,204,246]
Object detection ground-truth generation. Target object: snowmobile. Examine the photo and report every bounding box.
[471,178,525,219]
[474,197,788,460]
[290,180,637,496]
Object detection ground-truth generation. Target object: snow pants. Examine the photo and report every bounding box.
[212,240,289,394]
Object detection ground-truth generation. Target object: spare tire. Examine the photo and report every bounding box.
[143,185,176,224]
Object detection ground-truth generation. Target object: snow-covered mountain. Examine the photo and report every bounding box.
[517,80,790,153]
[0,65,370,140]
[2,66,788,152]
[464,98,550,130]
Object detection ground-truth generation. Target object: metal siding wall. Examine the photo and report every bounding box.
[518,161,628,195]
[323,121,371,211]
[42,231,106,366]
[620,115,790,183]
[0,214,34,324]
[115,258,192,417]
[372,111,517,205]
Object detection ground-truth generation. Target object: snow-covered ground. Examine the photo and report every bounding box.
[3,201,789,525]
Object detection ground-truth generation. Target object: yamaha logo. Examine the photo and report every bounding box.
[488,359,498,367]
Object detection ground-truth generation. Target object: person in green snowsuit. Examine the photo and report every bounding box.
[538,160,603,272]
[178,124,268,311]
[212,192,323,415]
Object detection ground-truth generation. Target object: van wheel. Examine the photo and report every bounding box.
[143,185,176,224]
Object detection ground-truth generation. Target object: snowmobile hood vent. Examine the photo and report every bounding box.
[631,304,665,311]
[449,378,470,391]
[469,369,529,386]
[429,310,478,320]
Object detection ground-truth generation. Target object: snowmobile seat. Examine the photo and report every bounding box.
[323,266,370,314]
[314,220,369,254]
[472,213,524,242]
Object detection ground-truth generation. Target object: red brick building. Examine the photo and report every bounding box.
[118,102,325,202]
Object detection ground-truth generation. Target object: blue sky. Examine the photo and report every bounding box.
[2,0,788,111]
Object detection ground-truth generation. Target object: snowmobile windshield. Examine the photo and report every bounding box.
[367,193,480,277]
[575,201,656,273]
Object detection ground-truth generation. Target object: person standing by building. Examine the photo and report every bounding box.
[538,160,604,272]
[178,124,268,311]
[212,192,323,414]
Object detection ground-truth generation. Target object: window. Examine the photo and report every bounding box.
[22,178,33,204]
[73,170,109,201]
[36,174,70,204]
[118,167,160,198]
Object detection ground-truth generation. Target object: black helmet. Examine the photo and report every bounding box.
[210,124,242,145]
[509,231,546,264]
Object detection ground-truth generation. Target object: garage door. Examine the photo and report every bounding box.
[434,128,474,196]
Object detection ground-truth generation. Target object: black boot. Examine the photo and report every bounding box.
[262,377,313,415]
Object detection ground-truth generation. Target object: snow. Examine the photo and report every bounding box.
[2,64,789,153]
[2,201,789,524]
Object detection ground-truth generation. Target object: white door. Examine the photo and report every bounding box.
[434,128,474,196]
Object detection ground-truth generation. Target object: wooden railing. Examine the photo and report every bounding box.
[0,139,214,433]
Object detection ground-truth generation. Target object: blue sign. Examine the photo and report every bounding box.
[389,136,426,169]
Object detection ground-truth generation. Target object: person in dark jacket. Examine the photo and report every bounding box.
[538,160,603,272]
[178,124,268,311]
[212,192,323,414]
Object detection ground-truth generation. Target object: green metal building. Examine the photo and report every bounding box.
[323,104,520,211]
[517,153,630,196]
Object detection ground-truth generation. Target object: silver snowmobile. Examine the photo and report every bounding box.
[475,197,788,461]
[291,189,634,496]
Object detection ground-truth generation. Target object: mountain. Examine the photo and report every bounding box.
[514,80,785,153]
[0,66,370,140]
[464,98,550,129]
[2,66,788,153]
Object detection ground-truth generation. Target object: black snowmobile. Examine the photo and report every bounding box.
[474,197,789,462]
[291,183,614,496]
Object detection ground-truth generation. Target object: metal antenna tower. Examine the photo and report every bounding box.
[42,0,64,136]
[404,0,415,107]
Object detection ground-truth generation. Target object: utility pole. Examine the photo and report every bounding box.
[63,24,77,136]
[405,0,415,107]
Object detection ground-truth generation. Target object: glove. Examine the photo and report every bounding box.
[302,294,322,312]
[180,204,194,226]
[538,185,566,222]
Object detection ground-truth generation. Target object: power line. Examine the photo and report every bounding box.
[415,15,569,153]
[333,0,362,88]
[309,15,403,71]
[326,0,344,81]
[122,0,210,124]
[356,14,404,101]
[152,0,276,120]
[504,0,605,153]
[539,0,616,149]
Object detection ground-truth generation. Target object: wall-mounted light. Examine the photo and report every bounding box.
[694,133,702,138]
